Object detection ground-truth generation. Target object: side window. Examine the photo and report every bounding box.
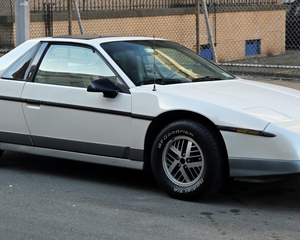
[35,44,117,88]
[2,43,41,80]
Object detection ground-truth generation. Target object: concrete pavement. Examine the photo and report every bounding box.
[223,50,300,80]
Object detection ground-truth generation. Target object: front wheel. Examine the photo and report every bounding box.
[151,120,226,201]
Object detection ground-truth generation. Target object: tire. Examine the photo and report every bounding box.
[151,120,226,201]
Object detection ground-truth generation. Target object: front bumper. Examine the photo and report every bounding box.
[229,157,300,177]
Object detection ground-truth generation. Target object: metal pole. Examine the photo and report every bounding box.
[201,0,218,63]
[196,0,200,54]
[68,0,72,35]
[15,0,30,46]
[73,0,84,34]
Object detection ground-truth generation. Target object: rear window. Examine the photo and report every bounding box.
[0,41,40,77]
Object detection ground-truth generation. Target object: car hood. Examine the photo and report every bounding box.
[211,79,300,114]
[160,79,300,120]
[132,78,300,130]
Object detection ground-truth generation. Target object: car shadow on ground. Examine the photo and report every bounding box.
[213,177,300,209]
[1,151,300,209]
[0,151,159,192]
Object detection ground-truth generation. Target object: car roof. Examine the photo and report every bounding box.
[31,34,164,45]
[21,35,168,53]
[52,34,129,40]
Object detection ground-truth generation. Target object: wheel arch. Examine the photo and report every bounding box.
[143,110,229,174]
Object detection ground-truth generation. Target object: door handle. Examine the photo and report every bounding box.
[26,99,41,104]
[25,99,42,109]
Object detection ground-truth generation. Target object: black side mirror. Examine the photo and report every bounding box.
[87,78,121,98]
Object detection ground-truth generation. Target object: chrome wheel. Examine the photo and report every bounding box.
[162,136,204,187]
[152,120,226,200]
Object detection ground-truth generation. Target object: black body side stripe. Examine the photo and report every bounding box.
[31,135,144,161]
[35,100,132,117]
[0,96,275,137]
[38,100,155,120]
[0,131,33,146]
[131,114,154,121]
[0,132,144,161]
[0,95,154,120]
[0,96,21,102]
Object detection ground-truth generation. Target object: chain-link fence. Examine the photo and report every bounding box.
[0,0,14,57]
[212,0,300,79]
[29,0,197,50]
[0,0,300,79]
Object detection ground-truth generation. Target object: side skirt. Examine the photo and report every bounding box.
[0,143,144,170]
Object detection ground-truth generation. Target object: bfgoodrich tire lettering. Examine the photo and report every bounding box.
[151,120,225,200]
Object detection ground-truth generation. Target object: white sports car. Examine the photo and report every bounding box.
[1,35,300,200]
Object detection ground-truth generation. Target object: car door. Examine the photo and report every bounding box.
[0,42,42,147]
[21,43,132,159]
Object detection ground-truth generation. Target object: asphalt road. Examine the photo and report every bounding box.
[1,79,300,240]
[1,151,300,240]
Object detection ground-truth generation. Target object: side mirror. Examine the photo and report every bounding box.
[87,78,121,98]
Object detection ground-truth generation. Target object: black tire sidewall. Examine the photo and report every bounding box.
[151,120,222,200]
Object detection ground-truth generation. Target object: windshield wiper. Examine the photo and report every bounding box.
[192,76,224,82]
[137,78,184,86]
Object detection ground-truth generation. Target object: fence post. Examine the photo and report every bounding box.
[201,0,218,63]
[68,0,72,35]
[43,2,55,37]
[73,0,84,34]
[196,0,200,54]
[15,0,30,46]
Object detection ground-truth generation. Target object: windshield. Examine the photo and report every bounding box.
[101,40,234,86]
